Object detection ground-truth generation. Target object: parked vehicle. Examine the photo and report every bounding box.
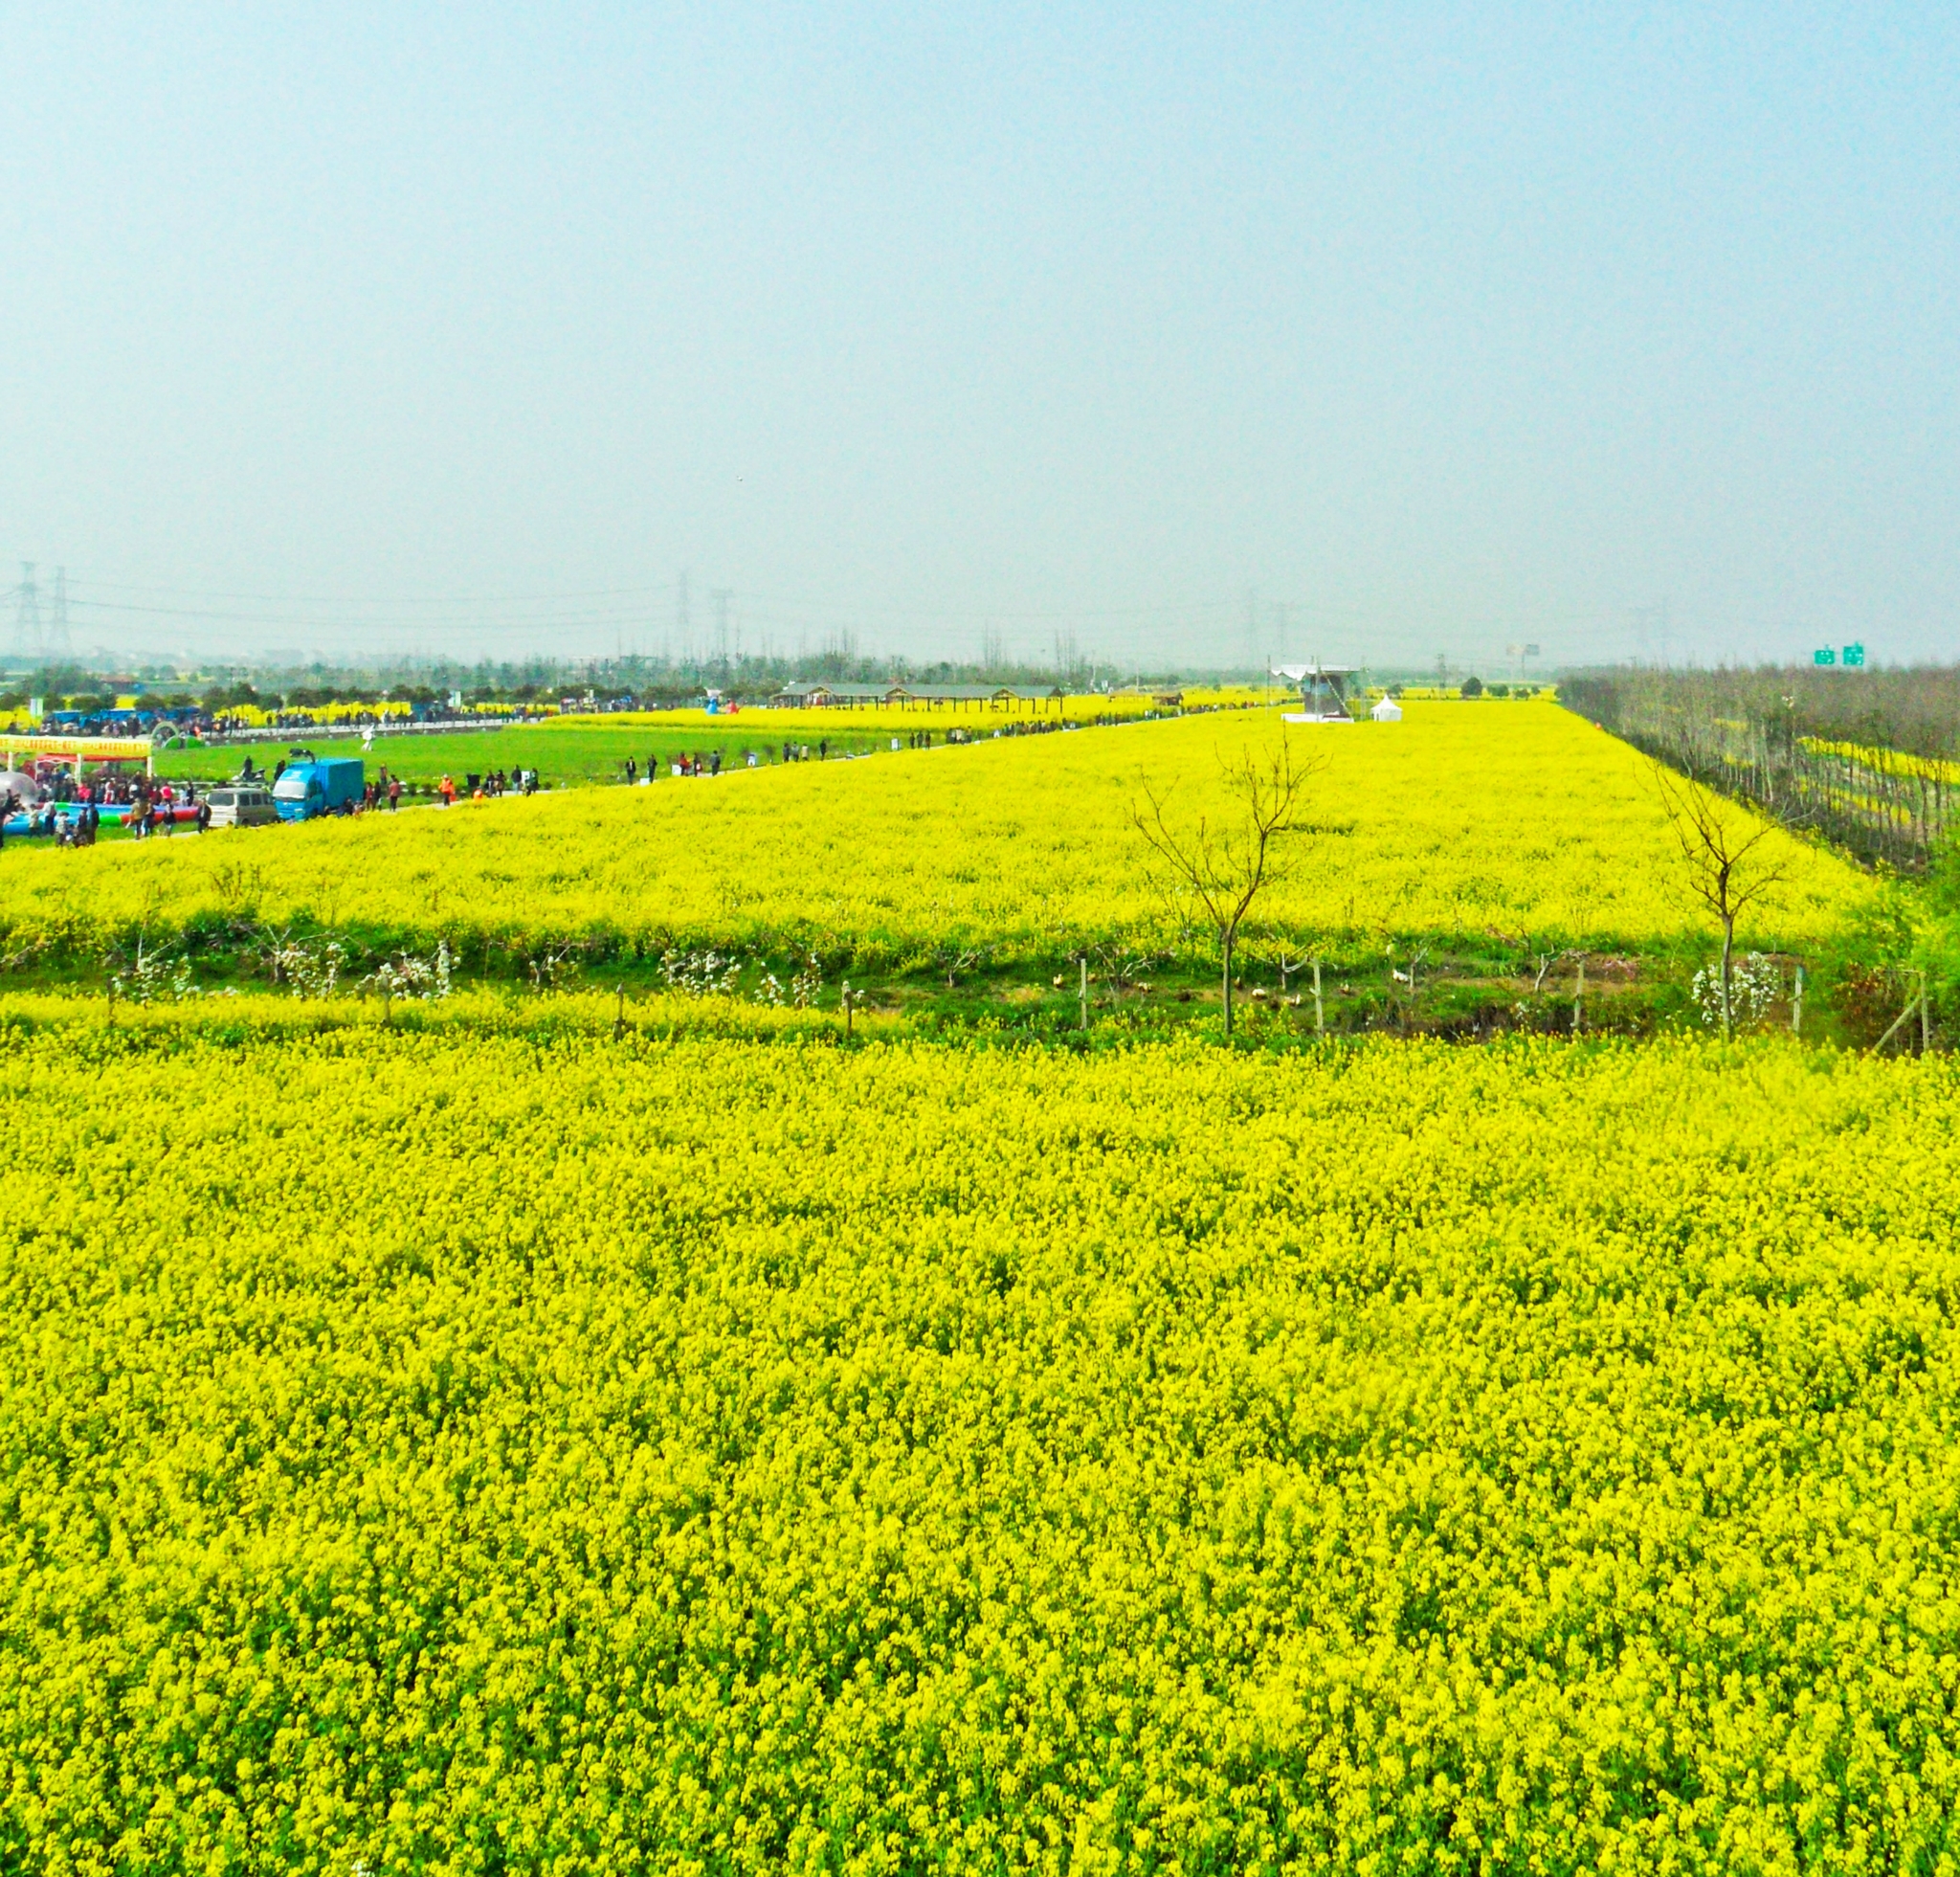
[206,786,281,828]
[272,758,365,822]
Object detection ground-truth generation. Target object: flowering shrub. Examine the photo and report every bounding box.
[364,938,453,1003]
[264,934,345,998]
[1691,950,1784,1029]
[109,935,195,1003]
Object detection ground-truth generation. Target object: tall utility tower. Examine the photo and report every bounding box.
[13,564,42,660]
[1630,602,1670,667]
[676,570,691,666]
[712,588,732,667]
[47,568,71,659]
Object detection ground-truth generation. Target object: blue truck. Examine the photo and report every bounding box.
[272,757,365,822]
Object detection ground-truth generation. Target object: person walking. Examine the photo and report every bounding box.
[439,773,456,808]
[388,776,401,811]
[195,798,211,834]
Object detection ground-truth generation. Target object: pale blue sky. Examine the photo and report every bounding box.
[3,4,1955,670]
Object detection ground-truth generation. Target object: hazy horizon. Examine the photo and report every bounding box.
[5,4,1956,672]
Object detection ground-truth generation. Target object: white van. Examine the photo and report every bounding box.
[206,786,280,828]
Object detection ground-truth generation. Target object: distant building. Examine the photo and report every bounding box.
[1272,663,1358,723]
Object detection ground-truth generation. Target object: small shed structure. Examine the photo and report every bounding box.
[1272,664,1358,724]
[768,682,897,708]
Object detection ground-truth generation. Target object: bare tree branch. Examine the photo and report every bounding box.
[1131,739,1324,1036]
[1652,760,1794,1039]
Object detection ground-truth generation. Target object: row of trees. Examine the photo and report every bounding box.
[1132,739,1800,1041]
[1563,665,1959,871]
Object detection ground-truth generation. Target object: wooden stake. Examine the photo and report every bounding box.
[1792,963,1805,1036]
[1872,981,1922,1055]
[1079,957,1088,1031]
[1573,956,1584,1036]
[843,978,853,1040]
[1312,958,1324,1036]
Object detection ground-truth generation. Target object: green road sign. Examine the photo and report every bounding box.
[1842,642,1865,668]
[1814,648,1837,666]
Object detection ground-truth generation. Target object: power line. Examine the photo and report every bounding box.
[65,572,1249,628]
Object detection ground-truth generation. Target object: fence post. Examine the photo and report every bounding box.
[1792,964,1804,1037]
[1312,959,1325,1037]
[1572,956,1585,1036]
[1080,957,1088,1032]
[1871,976,1925,1055]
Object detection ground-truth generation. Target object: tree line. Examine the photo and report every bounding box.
[1562,665,1959,871]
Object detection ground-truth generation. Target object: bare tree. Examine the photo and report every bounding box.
[1652,761,1793,1039]
[1131,740,1320,1037]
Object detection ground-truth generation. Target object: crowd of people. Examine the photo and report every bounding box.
[3,713,1095,853]
[0,773,210,850]
[24,766,157,808]
[435,768,537,806]
[623,741,858,783]
[616,726,1048,782]
[106,793,212,841]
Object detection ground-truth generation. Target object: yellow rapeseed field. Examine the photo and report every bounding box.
[0,996,1954,1870]
[1801,735,1960,784]
[0,703,1866,965]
